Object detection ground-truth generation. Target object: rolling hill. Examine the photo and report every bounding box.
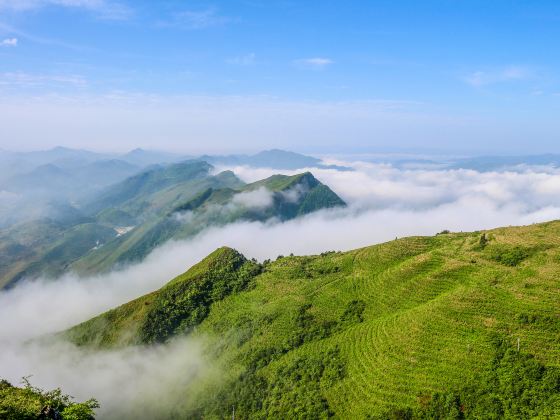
[63,221,560,418]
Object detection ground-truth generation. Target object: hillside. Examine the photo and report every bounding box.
[82,160,214,215]
[69,170,344,275]
[63,221,560,418]
[0,162,345,286]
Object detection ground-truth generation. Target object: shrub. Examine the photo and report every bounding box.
[0,377,99,420]
[487,245,532,267]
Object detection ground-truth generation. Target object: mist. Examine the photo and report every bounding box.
[3,159,560,417]
[0,338,205,419]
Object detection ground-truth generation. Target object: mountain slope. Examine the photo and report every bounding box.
[63,221,560,418]
[4,223,117,287]
[71,170,345,274]
[82,160,213,215]
[0,161,241,286]
[0,162,345,287]
[65,247,261,347]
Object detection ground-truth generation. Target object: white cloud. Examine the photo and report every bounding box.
[0,0,130,19]
[167,8,232,30]
[294,57,334,70]
[0,337,205,418]
[232,186,274,209]
[226,52,256,66]
[0,72,87,88]
[0,38,17,46]
[464,66,531,87]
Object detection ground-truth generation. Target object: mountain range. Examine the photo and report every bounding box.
[0,148,350,228]
[58,220,560,418]
[0,160,345,288]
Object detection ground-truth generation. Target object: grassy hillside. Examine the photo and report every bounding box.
[63,221,560,418]
[65,247,261,347]
[82,160,213,215]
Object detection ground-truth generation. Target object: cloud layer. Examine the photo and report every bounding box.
[3,159,560,416]
[0,38,17,46]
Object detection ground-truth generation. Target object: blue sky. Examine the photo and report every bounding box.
[0,0,559,154]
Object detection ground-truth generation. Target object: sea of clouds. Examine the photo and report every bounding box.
[3,157,560,417]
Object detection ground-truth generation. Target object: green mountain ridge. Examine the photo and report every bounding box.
[71,169,344,276]
[61,221,560,418]
[65,247,261,347]
[0,162,345,287]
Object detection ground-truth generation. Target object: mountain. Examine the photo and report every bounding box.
[0,146,109,167]
[0,161,232,287]
[71,170,345,275]
[64,221,560,418]
[0,162,345,287]
[82,160,214,215]
[0,159,142,230]
[450,153,560,171]
[4,164,77,195]
[120,148,188,167]
[0,147,112,183]
[200,149,351,171]
[2,160,141,196]
[65,247,260,347]
[73,159,141,189]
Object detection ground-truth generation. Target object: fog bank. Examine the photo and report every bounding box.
[3,159,560,417]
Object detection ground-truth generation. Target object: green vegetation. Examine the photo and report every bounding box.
[65,247,261,346]
[0,378,98,420]
[382,337,560,419]
[485,243,546,267]
[0,221,115,288]
[63,220,560,418]
[1,162,345,286]
[70,170,344,274]
[83,160,213,215]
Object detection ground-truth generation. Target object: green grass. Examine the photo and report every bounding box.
[64,247,261,346]
[242,172,314,192]
[62,220,560,418]
[84,160,213,215]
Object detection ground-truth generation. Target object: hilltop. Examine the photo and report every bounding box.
[63,221,560,418]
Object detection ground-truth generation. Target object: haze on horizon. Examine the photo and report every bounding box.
[1,0,560,155]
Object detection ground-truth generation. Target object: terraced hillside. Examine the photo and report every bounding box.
[64,221,560,418]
